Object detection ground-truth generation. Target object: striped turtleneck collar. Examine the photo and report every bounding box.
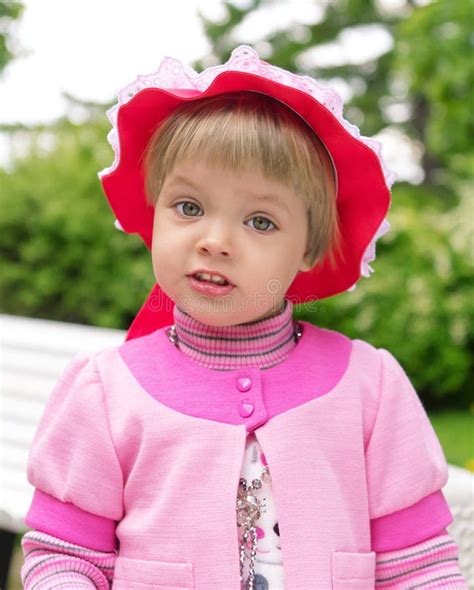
[169,299,301,371]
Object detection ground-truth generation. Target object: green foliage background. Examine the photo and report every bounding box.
[0,0,24,75]
[0,116,152,328]
[1,0,472,410]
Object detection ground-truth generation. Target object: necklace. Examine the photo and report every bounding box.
[166,320,302,590]
[237,468,271,590]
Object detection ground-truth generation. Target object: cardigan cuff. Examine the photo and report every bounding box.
[370,490,453,552]
[25,489,118,552]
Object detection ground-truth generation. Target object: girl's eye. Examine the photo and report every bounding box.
[175,201,203,217]
[247,216,276,232]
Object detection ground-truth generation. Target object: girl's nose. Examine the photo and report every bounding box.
[196,240,231,257]
[195,224,233,258]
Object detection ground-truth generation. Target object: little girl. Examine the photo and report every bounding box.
[21,46,467,589]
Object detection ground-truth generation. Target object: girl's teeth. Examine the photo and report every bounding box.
[195,273,228,285]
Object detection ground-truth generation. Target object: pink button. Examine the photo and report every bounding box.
[236,377,252,392]
[239,401,254,418]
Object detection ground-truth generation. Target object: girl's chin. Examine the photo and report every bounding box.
[168,289,285,326]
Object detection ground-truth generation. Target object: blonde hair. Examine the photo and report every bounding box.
[143,91,342,269]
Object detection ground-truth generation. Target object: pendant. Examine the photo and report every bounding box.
[236,487,261,527]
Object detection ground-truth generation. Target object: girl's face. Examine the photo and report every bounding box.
[151,158,312,326]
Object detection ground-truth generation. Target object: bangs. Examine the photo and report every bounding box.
[145,92,332,203]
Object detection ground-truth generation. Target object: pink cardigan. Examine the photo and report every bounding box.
[25,322,452,589]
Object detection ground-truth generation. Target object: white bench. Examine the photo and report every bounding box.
[0,313,126,589]
[1,314,473,586]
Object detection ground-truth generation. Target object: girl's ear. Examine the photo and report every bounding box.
[299,250,315,273]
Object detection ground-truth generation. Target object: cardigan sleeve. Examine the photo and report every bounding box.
[25,352,123,552]
[365,348,453,550]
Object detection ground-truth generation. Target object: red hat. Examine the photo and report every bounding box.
[99,45,395,341]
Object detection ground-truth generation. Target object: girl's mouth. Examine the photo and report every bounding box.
[187,274,235,297]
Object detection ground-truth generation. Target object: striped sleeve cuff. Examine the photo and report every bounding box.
[21,530,116,590]
[375,532,468,589]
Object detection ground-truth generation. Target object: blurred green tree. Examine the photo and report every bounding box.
[394,0,474,185]
[0,0,24,74]
[0,101,152,328]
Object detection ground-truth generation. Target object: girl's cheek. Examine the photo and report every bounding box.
[153,225,179,245]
